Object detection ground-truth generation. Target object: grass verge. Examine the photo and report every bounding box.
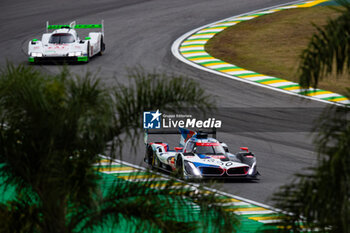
[205,6,350,96]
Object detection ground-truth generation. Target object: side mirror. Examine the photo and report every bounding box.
[174,147,183,152]
[221,142,229,152]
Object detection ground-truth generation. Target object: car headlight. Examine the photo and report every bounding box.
[31,52,42,57]
[68,51,83,57]
[248,162,256,175]
[184,161,201,176]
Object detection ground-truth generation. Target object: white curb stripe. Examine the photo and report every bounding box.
[213,22,238,26]
[199,29,226,32]
[102,170,139,174]
[289,89,304,93]
[243,76,270,81]
[188,35,215,39]
[123,178,169,182]
[312,93,341,99]
[93,162,121,166]
[182,52,209,57]
[225,70,256,75]
[268,81,296,87]
[259,10,279,14]
[276,5,299,9]
[180,48,205,52]
[232,16,257,20]
[259,219,283,224]
[338,99,350,104]
[192,59,221,63]
[216,202,254,207]
[182,41,208,45]
[206,64,234,69]
[237,210,276,215]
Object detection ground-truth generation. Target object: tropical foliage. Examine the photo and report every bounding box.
[0,64,237,233]
[273,0,350,231]
[299,0,350,89]
[272,105,350,232]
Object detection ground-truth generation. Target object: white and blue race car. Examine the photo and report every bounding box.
[144,128,259,180]
[28,21,105,63]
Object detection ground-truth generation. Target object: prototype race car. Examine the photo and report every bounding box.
[144,128,259,180]
[28,21,105,63]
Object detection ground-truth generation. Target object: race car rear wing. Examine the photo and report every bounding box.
[46,20,104,35]
[144,128,217,146]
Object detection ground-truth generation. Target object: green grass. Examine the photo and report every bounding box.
[206,6,350,95]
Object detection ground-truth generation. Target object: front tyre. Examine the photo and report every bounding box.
[146,145,154,169]
[175,156,185,179]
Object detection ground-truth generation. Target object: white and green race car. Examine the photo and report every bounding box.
[28,21,105,63]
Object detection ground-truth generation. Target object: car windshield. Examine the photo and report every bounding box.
[195,145,225,155]
[49,33,75,44]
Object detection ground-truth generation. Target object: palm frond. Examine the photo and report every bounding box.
[272,95,350,232]
[78,174,239,233]
[113,69,215,143]
[299,0,350,88]
[0,64,237,233]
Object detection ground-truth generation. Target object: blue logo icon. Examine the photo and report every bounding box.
[143,110,162,129]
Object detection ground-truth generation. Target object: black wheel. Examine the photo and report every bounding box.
[85,42,90,63]
[98,36,105,56]
[151,153,157,168]
[175,156,185,179]
[146,146,160,170]
[146,145,154,168]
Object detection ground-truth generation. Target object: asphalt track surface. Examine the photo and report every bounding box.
[1,0,328,205]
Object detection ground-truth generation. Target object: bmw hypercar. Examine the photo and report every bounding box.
[144,128,259,180]
[28,21,105,63]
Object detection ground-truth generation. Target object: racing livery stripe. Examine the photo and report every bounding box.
[94,156,285,231]
[172,0,350,106]
[77,56,88,62]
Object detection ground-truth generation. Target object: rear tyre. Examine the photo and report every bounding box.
[98,36,105,56]
[85,42,90,63]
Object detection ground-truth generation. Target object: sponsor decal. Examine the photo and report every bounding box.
[143,110,222,129]
[210,155,226,159]
[195,142,220,146]
[143,110,162,129]
[163,118,221,128]
[48,45,67,49]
